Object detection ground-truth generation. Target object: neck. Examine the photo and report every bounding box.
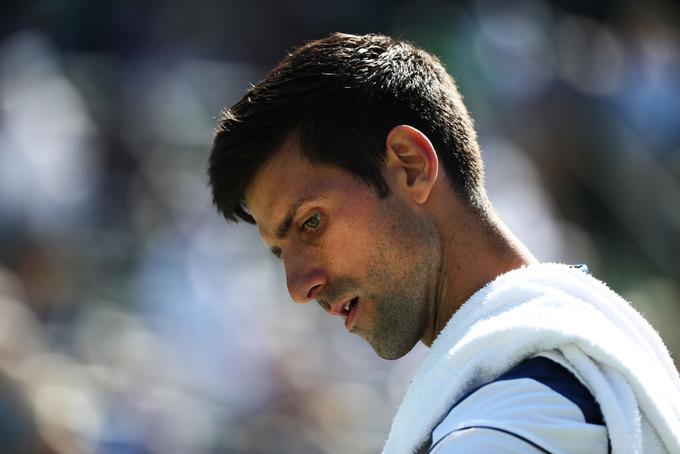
[421,204,537,347]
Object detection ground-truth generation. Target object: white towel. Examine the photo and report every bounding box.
[382,263,680,453]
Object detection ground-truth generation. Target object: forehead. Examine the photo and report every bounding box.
[244,141,356,237]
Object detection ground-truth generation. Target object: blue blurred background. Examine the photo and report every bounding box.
[1,0,679,452]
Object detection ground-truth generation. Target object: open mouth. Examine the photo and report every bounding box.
[343,297,359,329]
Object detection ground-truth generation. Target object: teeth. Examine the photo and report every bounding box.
[344,301,351,312]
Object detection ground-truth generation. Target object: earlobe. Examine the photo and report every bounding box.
[385,125,439,205]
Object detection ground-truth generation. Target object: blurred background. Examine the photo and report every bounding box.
[0,0,679,452]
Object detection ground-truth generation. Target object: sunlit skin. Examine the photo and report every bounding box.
[245,125,537,359]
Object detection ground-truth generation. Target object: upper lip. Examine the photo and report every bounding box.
[327,298,355,317]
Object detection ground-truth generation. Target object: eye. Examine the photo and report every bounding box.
[301,213,322,233]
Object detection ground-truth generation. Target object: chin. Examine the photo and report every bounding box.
[371,338,418,360]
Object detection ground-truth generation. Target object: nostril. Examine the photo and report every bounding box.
[288,268,327,304]
[308,283,322,301]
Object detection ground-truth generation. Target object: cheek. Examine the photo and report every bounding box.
[322,215,381,271]
[324,228,367,269]
[375,206,436,276]
[322,192,418,273]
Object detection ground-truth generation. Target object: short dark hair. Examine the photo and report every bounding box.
[209,32,485,223]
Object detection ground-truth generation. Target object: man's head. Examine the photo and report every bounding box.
[209,33,490,359]
[209,32,485,223]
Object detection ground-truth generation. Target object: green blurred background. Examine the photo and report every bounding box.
[1,0,679,452]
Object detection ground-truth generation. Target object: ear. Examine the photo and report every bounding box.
[384,125,439,205]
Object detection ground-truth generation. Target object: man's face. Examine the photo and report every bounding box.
[245,142,440,359]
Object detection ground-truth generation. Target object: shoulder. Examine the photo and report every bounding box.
[429,356,609,453]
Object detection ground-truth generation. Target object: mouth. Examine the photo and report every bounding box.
[342,297,359,330]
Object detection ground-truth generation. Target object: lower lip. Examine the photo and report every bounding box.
[345,298,359,330]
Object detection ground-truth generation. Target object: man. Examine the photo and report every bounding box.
[208,33,680,453]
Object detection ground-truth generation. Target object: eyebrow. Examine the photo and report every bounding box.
[269,196,317,258]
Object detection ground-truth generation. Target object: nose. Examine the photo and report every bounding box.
[283,250,327,304]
